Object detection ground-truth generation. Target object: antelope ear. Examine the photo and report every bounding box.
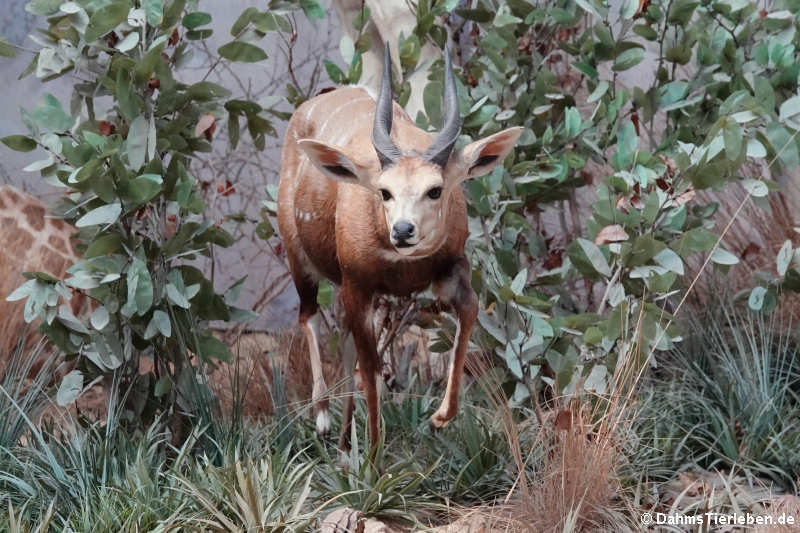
[447,127,524,183]
[297,139,373,187]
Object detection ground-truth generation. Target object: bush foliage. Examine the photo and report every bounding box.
[5,0,800,420]
[359,0,800,403]
[1,0,316,424]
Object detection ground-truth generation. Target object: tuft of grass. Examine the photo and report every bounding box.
[311,413,444,524]
[0,340,57,449]
[163,446,322,532]
[635,306,800,490]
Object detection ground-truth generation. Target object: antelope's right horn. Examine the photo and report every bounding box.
[372,44,402,169]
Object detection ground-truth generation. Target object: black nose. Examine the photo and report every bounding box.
[392,221,416,241]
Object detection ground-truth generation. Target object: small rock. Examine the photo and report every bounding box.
[319,508,364,533]
[319,508,401,533]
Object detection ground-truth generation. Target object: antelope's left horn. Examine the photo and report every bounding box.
[372,44,402,169]
[423,42,461,168]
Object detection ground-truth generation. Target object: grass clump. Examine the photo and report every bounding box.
[634,306,800,490]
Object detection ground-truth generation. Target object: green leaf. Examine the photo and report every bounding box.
[31,94,73,132]
[154,376,171,397]
[182,11,212,29]
[493,5,522,26]
[231,7,257,34]
[667,0,699,24]
[587,81,609,103]
[633,24,658,40]
[126,116,148,170]
[0,37,17,58]
[347,50,363,83]
[90,306,110,330]
[25,0,61,16]
[6,279,37,302]
[620,0,638,19]
[145,0,163,25]
[56,370,83,406]
[577,238,612,277]
[150,310,172,337]
[613,47,645,71]
[166,283,190,308]
[186,81,231,101]
[116,69,140,122]
[710,248,739,265]
[324,60,345,84]
[742,179,768,197]
[22,271,59,282]
[300,0,326,19]
[766,123,800,169]
[748,286,766,310]
[574,0,602,17]
[218,41,268,63]
[779,95,800,124]
[119,173,163,206]
[134,41,166,82]
[584,326,603,345]
[75,203,122,227]
[723,119,743,160]
[612,121,637,169]
[163,0,186,27]
[673,228,718,257]
[510,268,527,294]
[423,80,444,129]
[252,12,291,33]
[1,135,37,152]
[85,1,129,42]
[317,280,334,308]
[653,248,684,275]
[456,8,493,22]
[564,107,581,138]
[196,333,232,362]
[129,255,153,315]
[777,240,793,276]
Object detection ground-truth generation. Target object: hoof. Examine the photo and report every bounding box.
[429,411,452,430]
[316,409,331,436]
[336,448,352,470]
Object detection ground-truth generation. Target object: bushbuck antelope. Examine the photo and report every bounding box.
[277,44,523,451]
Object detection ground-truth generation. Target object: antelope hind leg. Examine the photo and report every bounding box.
[300,312,331,435]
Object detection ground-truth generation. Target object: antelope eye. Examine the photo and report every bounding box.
[380,189,393,201]
[427,187,442,200]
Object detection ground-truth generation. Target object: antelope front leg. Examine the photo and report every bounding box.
[341,280,381,453]
[431,257,478,429]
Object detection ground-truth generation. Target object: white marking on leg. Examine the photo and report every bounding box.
[316,409,331,435]
[302,313,330,434]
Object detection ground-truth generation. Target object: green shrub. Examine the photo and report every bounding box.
[319,0,800,407]
[0,0,311,433]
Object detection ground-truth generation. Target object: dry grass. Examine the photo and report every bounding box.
[209,328,343,420]
[753,495,800,533]
[513,407,622,532]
